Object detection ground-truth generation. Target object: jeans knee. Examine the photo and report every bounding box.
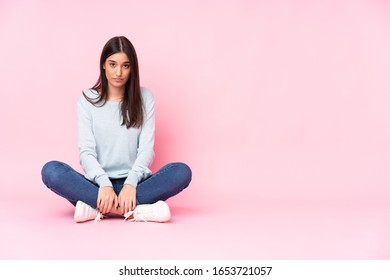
[41,160,66,186]
[174,162,192,188]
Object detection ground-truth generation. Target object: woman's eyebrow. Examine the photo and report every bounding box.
[108,59,130,63]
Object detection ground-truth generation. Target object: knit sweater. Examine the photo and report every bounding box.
[77,87,155,188]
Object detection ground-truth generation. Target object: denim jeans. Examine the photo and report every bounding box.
[41,161,192,208]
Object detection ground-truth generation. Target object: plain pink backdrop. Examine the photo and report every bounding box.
[1,0,390,259]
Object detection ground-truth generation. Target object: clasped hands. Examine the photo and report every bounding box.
[97,184,136,215]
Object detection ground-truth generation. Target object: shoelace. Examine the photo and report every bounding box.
[123,210,148,222]
[94,212,104,222]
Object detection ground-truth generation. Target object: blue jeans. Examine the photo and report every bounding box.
[41,161,192,209]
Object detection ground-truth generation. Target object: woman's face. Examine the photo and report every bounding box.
[103,52,131,90]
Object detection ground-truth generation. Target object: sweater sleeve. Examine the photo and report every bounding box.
[77,94,112,188]
[124,89,155,187]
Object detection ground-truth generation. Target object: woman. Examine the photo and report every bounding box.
[41,36,192,223]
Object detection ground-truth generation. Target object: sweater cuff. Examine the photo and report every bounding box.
[95,174,112,188]
[124,172,139,188]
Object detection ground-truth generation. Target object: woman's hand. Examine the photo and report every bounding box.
[118,184,137,215]
[97,186,118,214]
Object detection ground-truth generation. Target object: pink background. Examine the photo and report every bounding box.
[1,0,390,259]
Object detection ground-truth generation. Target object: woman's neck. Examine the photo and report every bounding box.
[107,86,124,101]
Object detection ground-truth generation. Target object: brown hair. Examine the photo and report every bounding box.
[84,36,143,128]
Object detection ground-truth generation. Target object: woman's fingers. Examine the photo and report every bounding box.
[130,196,135,211]
[117,185,136,214]
[105,197,114,213]
[97,187,118,214]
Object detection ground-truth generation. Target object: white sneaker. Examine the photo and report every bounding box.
[74,201,103,223]
[124,200,171,222]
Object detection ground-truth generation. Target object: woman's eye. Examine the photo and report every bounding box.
[123,64,130,69]
[109,63,116,67]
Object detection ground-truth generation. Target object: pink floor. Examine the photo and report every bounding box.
[1,170,389,260]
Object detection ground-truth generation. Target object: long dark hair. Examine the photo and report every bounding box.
[84,36,143,128]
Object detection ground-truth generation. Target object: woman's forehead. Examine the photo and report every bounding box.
[107,52,129,62]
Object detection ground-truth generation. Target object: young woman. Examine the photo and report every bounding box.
[41,36,192,223]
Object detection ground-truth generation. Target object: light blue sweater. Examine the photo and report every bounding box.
[77,87,155,188]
